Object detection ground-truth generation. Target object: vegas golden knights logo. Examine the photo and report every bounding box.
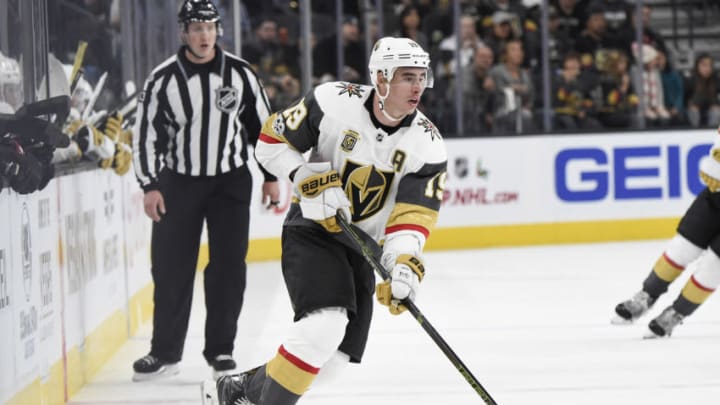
[342,161,394,220]
[341,130,359,152]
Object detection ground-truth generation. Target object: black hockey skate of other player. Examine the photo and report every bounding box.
[613,128,720,337]
[210,36,447,405]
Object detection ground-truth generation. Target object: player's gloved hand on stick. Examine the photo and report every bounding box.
[293,162,351,232]
[104,113,124,141]
[376,254,425,315]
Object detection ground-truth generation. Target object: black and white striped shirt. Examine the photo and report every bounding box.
[133,45,274,191]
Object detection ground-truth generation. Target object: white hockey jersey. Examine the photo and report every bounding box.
[255,81,447,244]
[700,126,720,191]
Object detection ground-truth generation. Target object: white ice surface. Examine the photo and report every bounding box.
[67,240,720,405]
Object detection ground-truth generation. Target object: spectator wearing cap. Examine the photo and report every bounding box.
[312,15,365,83]
[631,44,670,127]
[477,0,529,26]
[484,10,520,65]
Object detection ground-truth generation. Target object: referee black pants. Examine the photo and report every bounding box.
[149,166,252,364]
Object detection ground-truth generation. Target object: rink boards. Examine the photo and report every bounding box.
[238,128,711,257]
[0,128,712,404]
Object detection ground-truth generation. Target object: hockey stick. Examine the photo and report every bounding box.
[335,212,499,405]
[81,71,108,121]
[69,41,88,95]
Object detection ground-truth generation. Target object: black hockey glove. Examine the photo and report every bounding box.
[10,153,43,194]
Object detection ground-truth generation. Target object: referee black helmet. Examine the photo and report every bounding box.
[178,0,222,33]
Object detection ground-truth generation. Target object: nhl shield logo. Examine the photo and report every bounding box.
[215,87,239,113]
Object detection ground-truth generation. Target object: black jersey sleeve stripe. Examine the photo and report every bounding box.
[199,70,211,176]
[237,66,257,164]
[216,54,233,174]
[153,82,180,164]
[136,76,156,186]
[154,73,173,157]
[176,69,194,175]
[240,68,262,145]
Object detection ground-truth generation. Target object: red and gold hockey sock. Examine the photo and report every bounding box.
[266,345,320,396]
[673,275,716,316]
[653,253,685,282]
[643,253,685,297]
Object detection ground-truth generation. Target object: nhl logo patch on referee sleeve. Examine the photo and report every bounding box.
[215,87,239,113]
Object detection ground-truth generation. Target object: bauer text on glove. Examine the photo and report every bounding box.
[293,162,351,232]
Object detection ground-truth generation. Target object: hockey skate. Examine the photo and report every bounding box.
[215,368,259,405]
[131,354,179,382]
[644,306,685,338]
[612,291,656,324]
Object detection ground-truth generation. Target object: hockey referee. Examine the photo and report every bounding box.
[131,0,279,382]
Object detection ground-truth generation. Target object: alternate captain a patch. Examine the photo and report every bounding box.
[336,82,364,98]
[341,130,359,152]
[215,86,239,113]
[417,118,441,141]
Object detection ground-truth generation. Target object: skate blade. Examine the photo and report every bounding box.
[642,330,665,339]
[131,363,180,382]
[610,315,633,325]
[201,379,218,405]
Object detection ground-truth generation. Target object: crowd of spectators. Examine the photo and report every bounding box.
[42,0,720,137]
[238,0,720,137]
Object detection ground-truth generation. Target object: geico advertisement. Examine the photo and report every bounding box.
[440,130,712,227]
[246,130,713,233]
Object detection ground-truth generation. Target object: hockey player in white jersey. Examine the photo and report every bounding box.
[208,37,447,405]
[613,127,720,338]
